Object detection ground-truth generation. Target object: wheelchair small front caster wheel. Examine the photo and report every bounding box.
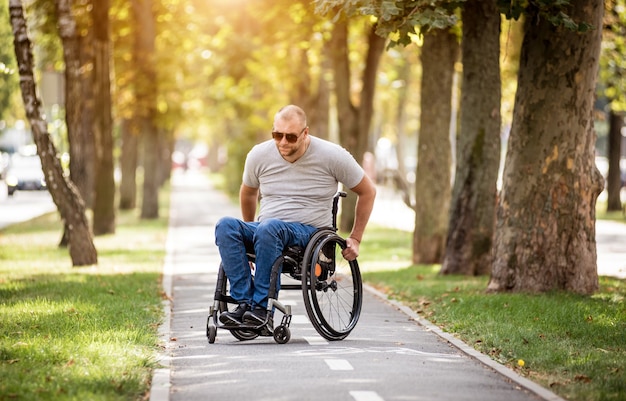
[207,318,216,344]
[273,325,290,344]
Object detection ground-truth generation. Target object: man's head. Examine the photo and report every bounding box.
[272,105,309,161]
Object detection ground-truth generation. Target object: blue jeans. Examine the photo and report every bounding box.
[215,217,318,308]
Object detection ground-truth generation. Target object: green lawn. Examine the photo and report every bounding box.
[0,199,169,401]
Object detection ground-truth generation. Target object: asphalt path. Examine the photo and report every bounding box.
[0,184,56,229]
[151,170,566,401]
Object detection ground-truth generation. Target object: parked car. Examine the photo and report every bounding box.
[5,154,46,196]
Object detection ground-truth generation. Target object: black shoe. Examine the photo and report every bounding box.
[219,303,249,325]
[243,306,270,326]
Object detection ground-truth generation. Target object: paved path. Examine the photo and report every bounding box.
[0,188,56,230]
[150,170,573,401]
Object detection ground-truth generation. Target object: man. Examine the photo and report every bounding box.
[215,104,376,326]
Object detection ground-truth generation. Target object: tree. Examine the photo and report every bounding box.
[131,0,159,219]
[91,0,116,234]
[412,28,458,264]
[54,0,93,208]
[488,0,604,294]
[76,0,95,209]
[54,0,96,247]
[606,110,624,212]
[441,0,501,274]
[599,0,626,212]
[9,0,97,266]
[328,17,386,231]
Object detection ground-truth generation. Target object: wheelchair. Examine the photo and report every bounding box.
[206,191,363,344]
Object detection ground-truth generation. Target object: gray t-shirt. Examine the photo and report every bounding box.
[243,136,364,227]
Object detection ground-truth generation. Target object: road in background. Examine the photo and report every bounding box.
[0,184,56,230]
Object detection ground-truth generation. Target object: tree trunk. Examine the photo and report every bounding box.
[55,0,89,203]
[311,46,331,141]
[9,0,97,266]
[330,20,385,232]
[55,0,92,248]
[393,58,413,208]
[291,44,331,141]
[142,129,160,218]
[488,0,604,294]
[412,28,458,264]
[92,0,116,235]
[158,128,172,186]
[131,0,159,219]
[77,7,95,209]
[119,117,138,210]
[606,109,624,211]
[441,0,501,275]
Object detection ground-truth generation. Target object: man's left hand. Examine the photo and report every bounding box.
[342,237,360,261]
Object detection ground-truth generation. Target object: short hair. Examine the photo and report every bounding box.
[275,105,307,127]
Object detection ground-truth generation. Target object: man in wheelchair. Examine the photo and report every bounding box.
[214,104,376,328]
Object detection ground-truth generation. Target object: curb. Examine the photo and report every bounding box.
[149,212,175,401]
[363,283,567,401]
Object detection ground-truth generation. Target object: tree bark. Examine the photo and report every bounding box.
[412,28,458,264]
[55,0,93,248]
[55,0,90,203]
[330,20,385,231]
[77,5,95,209]
[291,44,331,141]
[606,109,624,211]
[131,0,159,219]
[488,0,604,294]
[441,0,501,275]
[92,0,116,235]
[9,0,97,266]
[119,117,138,210]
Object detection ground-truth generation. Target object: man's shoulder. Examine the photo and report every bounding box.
[310,136,344,152]
[248,140,276,159]
[251,139,275,152]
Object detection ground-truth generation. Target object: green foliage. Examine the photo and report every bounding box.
[0,2,20,123]
[498,0,594,31]
[314,0,460,47]
[599,0,626,111]
[317,0,594,49]
[185,0,331,194]
[22,0,64,71]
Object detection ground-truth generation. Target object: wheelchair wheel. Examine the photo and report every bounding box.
[206,317,217,344]
[273,325,291,344]
[215,265,259,342]
[301,230,362,341]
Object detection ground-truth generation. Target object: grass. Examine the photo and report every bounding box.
[359,224,626,401]
[596,199,626,223]
[0,193,169,401]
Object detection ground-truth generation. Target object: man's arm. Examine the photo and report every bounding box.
[342,174,376,261]
[240,184,259,222]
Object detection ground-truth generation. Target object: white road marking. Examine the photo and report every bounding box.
[325,359,353,370]
[304,336,328,345]
[349,391,385,401]
[291,314,311,324]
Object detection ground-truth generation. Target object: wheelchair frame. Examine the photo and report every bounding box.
[206,191,363,344]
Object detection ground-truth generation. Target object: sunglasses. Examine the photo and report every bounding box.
[271,127,307,143]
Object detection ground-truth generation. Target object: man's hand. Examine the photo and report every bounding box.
[342,237,360,261]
